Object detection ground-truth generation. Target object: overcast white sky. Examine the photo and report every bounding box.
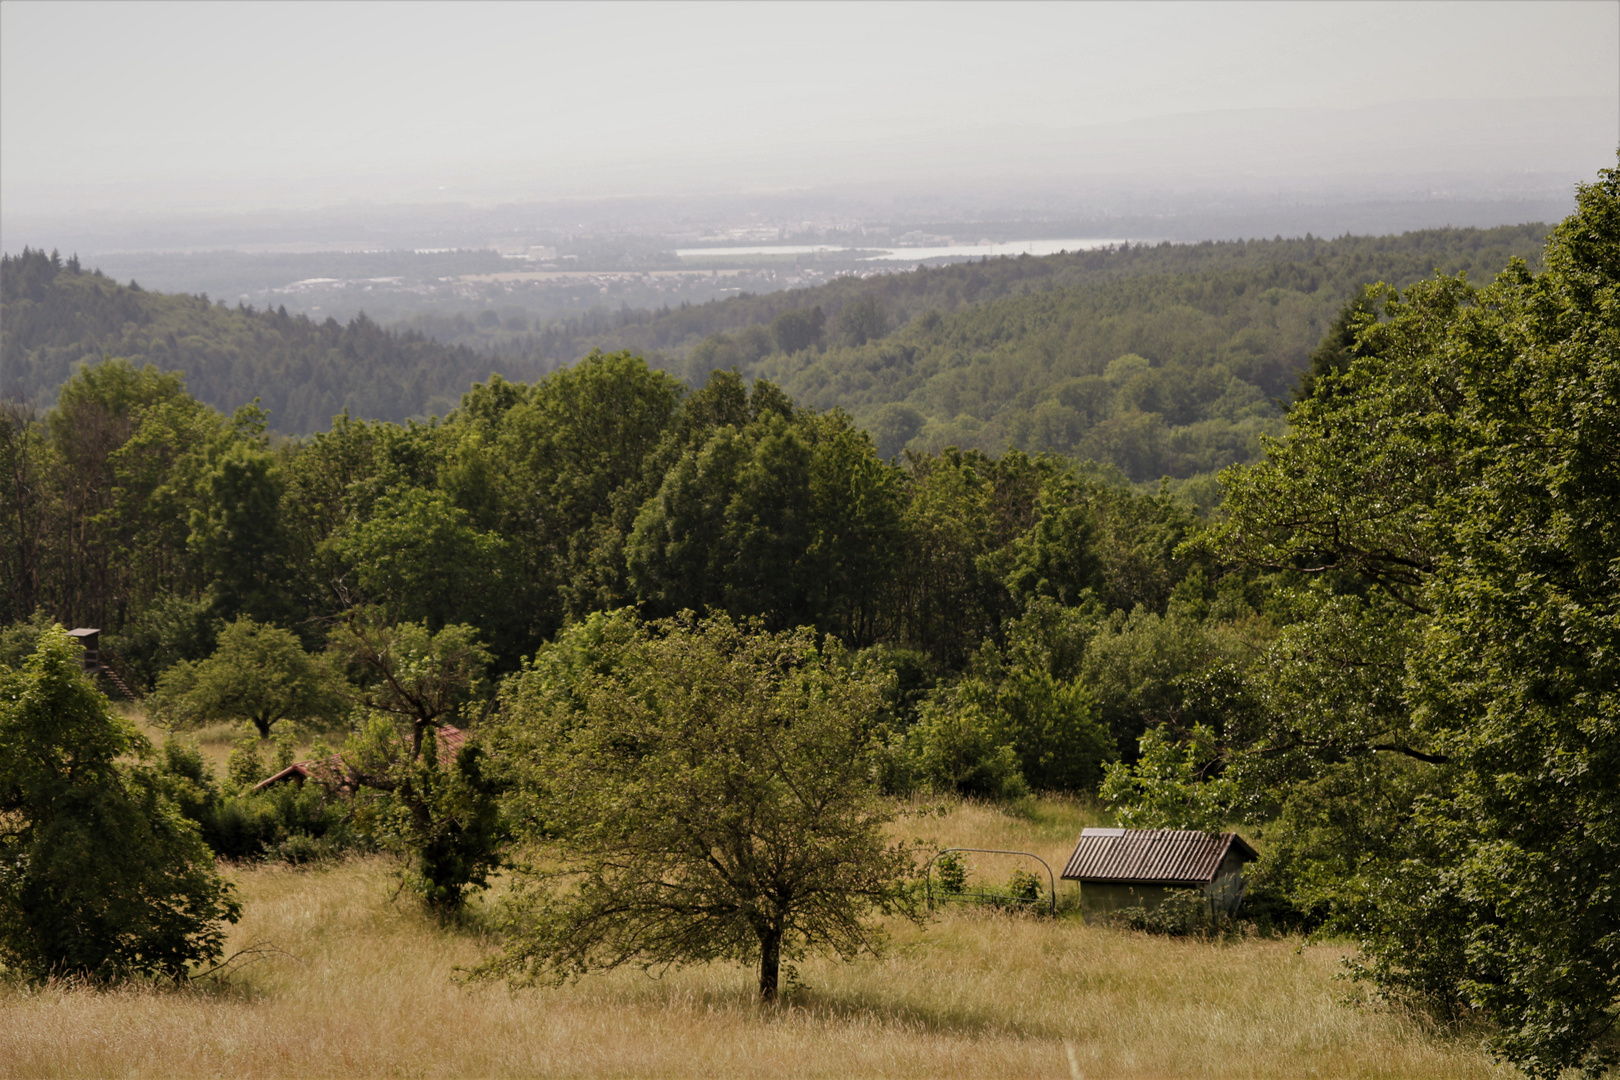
[2,0,1617,219]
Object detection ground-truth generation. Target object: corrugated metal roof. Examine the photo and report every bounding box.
[1060,827,1257,885]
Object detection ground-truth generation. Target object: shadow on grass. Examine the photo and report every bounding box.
[473,934,1074,1044]
[0,966,279,1005]
[529,977,1050,1042]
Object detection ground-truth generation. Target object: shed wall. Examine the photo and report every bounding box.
[1208,850,1247,914]
[1080,883,1179,915]
[1081,855,1249,917]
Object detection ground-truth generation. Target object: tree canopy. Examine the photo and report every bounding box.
[1108,158,1620,1078]
[484,611,924,1000]
[0,626,240,980]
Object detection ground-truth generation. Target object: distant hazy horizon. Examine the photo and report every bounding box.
[2,0,1615,253]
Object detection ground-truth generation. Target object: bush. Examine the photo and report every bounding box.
[0,611,54,671]
[201,784,363,863]
[153,727,362,863]
[1112,888,1229,937]
[347,715,504,912]
[901,698,1028,799]
[0,627,240,980]
[1006,868,1043,904]
[152,735,221,822]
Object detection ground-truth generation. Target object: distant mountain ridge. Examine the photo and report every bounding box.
[3,225,1551,479]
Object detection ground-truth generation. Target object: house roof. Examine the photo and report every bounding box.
[252,724,466,792]
[254,761,319,790]
[1060,827,1257,886]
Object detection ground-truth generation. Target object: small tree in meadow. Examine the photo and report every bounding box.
[482,610,925,1001]
[148,616,340,739]
[328,609,503,915]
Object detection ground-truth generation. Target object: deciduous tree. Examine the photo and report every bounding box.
[485,611,924,1000]
[0,626,239,980]
[148,615,340,739]
[1115,159,1620,1078]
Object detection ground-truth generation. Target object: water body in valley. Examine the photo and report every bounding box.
[675,238,1143,262]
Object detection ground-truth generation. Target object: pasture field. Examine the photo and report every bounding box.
[0,797,1509,1079]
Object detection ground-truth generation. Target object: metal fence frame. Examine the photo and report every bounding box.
[924,847,1057,917]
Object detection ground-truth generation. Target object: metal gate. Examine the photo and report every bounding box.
[924,846,1057,917]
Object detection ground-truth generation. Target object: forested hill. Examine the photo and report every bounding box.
[558,224,1550,484]
[1,248,545,432]
[4,225,1549,461]
[553,225,1549,369]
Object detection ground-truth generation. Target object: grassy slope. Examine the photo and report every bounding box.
[0,799,1505,1079]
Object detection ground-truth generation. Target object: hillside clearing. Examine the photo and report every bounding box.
[0,802,1507,1080]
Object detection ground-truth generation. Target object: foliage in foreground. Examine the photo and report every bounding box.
[0,627,240,980]
[484,611,925,1000]
[1107,157,1620,1078]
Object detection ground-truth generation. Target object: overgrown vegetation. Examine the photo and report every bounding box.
[0,628,240,981]
[0,162,1614,1076]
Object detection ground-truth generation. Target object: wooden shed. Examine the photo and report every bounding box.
[66,627,101,671]
[1061,827,1257,916]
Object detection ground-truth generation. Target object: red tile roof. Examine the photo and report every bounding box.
[252,724,466,792]
[1060,827,1257,886]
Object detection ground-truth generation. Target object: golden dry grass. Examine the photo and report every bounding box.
[125,706,344,779]
[0,797,1509,1079]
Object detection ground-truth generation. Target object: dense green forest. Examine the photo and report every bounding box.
[4,168,1615,1076]
[630,226,1552,478]
[0,249,545,432]
[407,227,1553,486]
[4,226,1549,492]
[0,349,1212,690]
[537,226,1547,365]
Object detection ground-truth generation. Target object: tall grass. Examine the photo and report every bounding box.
[0,799,1509,1079]
[125,706,341,779]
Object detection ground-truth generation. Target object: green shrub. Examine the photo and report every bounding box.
[224,727,269,793]
[0,627,240,981]
[1113,888,1226,936]
[347,717,504,913]
[154,727,363,863]
[201,783,363,862]
[1006,868,1043,904]
[153,735,221,823]
[901,698,1028,799]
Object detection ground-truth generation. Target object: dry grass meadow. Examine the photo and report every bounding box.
[0,792,1512,1080]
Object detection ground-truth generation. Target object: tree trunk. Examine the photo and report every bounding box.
[254,715,272,739]
[758,927,781,1002]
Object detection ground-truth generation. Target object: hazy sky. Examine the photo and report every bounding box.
[2,0,1617,219]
